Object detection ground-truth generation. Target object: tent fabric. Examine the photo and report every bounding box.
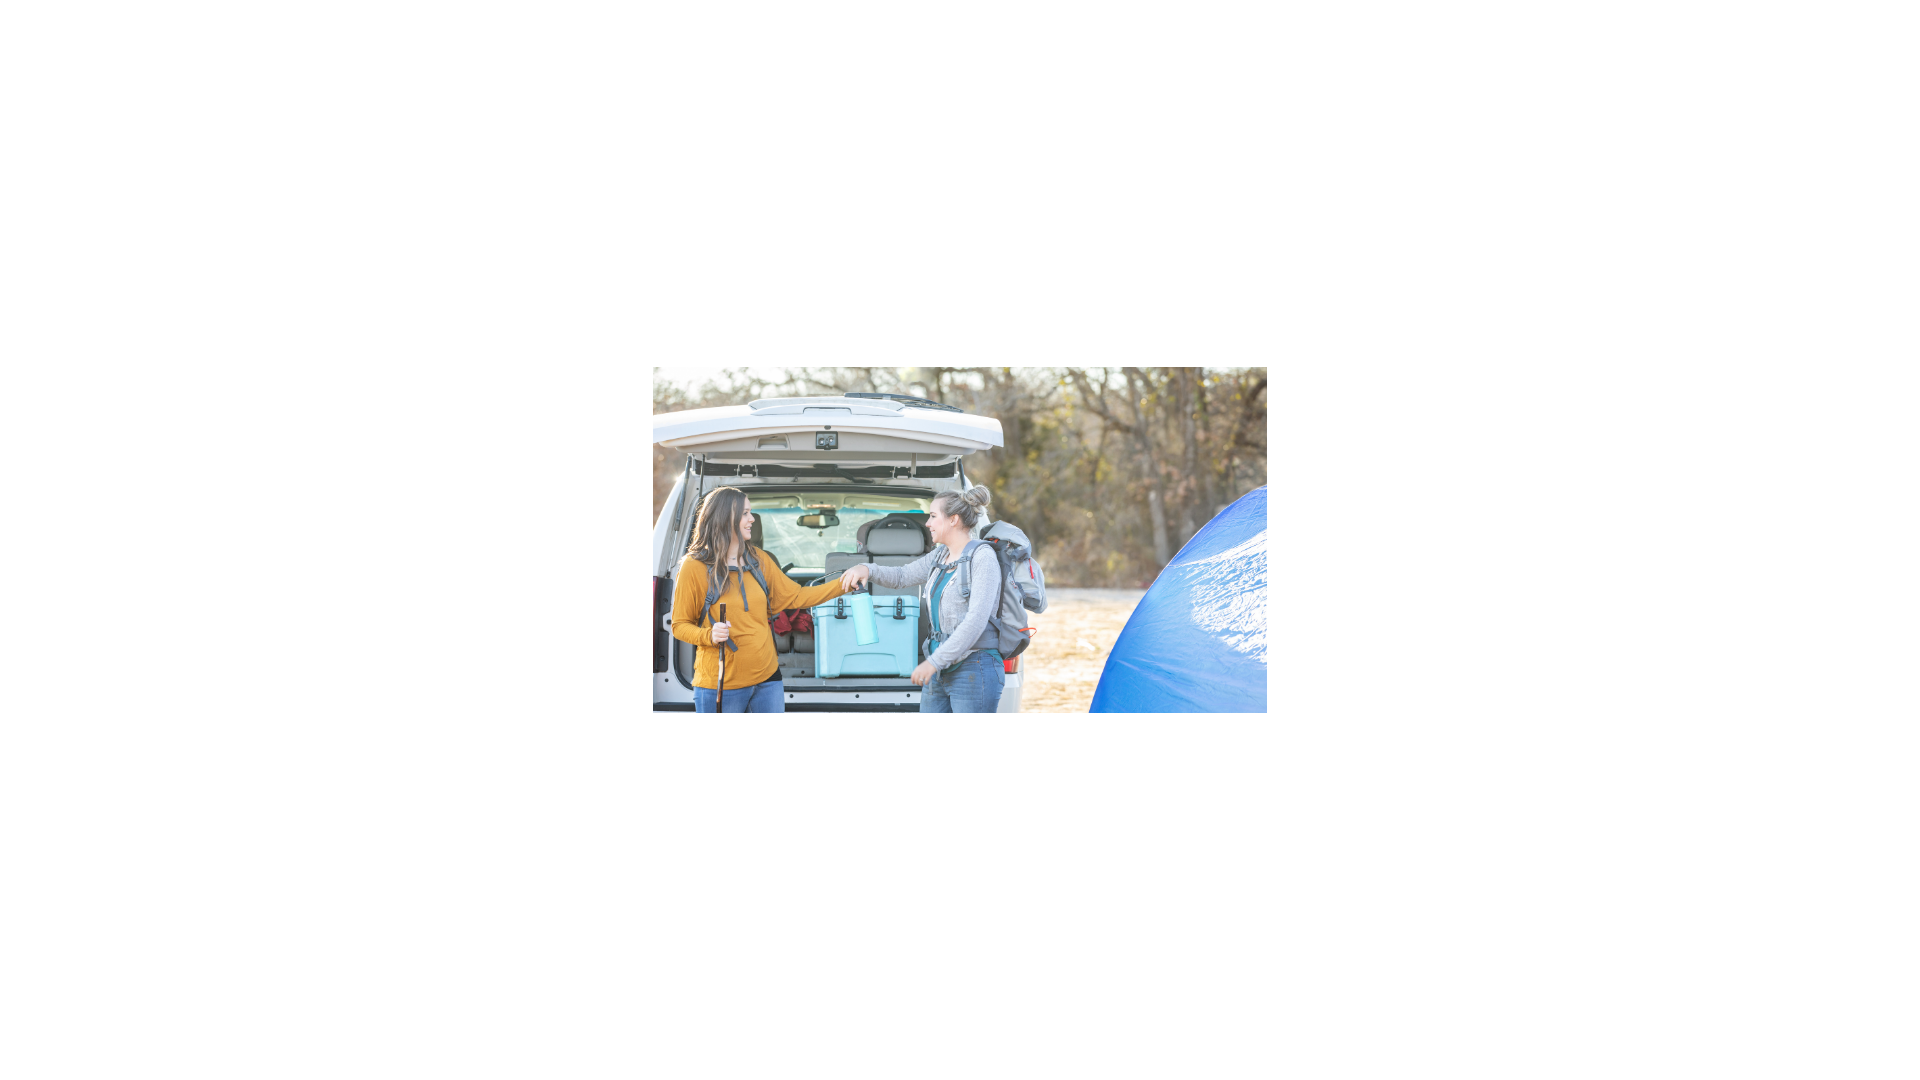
[1090,486,1267,713]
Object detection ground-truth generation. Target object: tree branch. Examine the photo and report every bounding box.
[1068,369,1133,434]
[1120,367,1150,431]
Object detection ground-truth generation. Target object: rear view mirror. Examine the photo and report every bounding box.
[797,512,840,529]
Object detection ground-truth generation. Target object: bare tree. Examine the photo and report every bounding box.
[1176,367,1203,546]
[1070,368,1173,567]
[1217,372,1266,500]
[1123,368,1173,566]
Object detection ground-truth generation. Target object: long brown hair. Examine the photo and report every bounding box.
[686,486,756,601]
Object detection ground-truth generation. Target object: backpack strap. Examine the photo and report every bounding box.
[952,539,1004,651]
[696,549,770,625]
[924,545,964,657]
[918,550,940,660]
[956,539,986,602]
[747,550,769,609]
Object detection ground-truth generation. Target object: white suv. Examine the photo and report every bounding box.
[652,393,1026,712]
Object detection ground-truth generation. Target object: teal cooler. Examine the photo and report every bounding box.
[812,591,919,677]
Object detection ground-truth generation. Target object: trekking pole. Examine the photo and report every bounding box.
[716,603,727,711]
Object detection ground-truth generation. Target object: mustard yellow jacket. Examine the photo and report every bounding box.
[671,549,846,690]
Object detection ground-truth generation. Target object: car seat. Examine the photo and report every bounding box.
[855,512,931,553]
[822,516,928,596]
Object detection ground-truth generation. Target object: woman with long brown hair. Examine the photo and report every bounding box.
[670,487,856,712]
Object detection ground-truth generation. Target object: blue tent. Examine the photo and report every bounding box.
[1090,486,1267,712]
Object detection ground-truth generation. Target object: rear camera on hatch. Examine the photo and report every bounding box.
[815,431,838,449]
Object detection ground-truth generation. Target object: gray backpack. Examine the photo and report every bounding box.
[981,520,1047,614]
[938,521,1046,660]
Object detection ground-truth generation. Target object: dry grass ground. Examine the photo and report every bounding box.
[1017,588,1147,712]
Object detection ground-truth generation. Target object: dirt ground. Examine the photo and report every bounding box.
[1017,588,1147,712]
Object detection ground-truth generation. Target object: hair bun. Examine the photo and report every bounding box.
[965,485,991,508]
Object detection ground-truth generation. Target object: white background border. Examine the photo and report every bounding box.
[5,3,1914,1075]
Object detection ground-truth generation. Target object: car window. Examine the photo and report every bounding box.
[751,493,929,576]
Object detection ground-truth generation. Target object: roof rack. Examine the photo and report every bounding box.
[844,392,962,413]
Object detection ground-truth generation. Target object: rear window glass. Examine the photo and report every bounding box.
[749,493,930,577]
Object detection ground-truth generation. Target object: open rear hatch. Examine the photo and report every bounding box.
[653,394,1002,477]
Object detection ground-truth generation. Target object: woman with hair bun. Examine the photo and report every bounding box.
[840,484,1005,712]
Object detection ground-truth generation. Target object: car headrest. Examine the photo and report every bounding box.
[750,513,765,546]
[864,522,926,556]
[857,512,930,549]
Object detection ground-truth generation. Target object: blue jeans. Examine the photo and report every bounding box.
[694,678,785,712]
[921,650,1004,713]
